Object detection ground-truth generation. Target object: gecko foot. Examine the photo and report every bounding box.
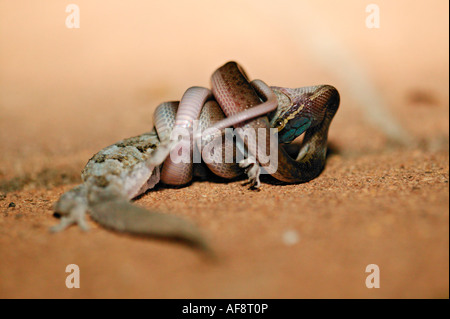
[239,157,261,189]
[50,206,89,232]
[50,185,90,232]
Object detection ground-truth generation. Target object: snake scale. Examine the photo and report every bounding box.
[51,61,340,252]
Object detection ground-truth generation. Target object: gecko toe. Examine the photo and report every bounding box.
[50,204,89,233]
[239,157,262,190]
[49,216,75,233]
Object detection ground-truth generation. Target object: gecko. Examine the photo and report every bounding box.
[50,61,340,252]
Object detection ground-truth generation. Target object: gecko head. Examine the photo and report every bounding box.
[270,90,314,144]
[270,85,336,144]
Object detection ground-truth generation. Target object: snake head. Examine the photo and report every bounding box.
[269,85,334,144]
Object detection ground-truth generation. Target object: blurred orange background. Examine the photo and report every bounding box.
[1,1,447,164]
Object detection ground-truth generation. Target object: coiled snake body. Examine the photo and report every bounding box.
[51,61,340,251]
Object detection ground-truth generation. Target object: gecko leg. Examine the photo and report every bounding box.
[239,156,261,189]
[50,185,89,232]
[50,205,89,232]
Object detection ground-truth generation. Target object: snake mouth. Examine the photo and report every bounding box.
[278,118,311,144]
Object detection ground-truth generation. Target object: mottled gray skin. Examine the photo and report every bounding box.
[51,129,209,250]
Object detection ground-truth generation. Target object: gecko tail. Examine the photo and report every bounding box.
[89,199,212,253]
[51,186,214,256]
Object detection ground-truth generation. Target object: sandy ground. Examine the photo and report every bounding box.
[0,0,448,298]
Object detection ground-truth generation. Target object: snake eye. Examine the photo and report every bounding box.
[275,119,286,131]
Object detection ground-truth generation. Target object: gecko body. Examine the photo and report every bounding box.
[52,130,213,249]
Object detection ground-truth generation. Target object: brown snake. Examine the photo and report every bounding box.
[51,61,340,252]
